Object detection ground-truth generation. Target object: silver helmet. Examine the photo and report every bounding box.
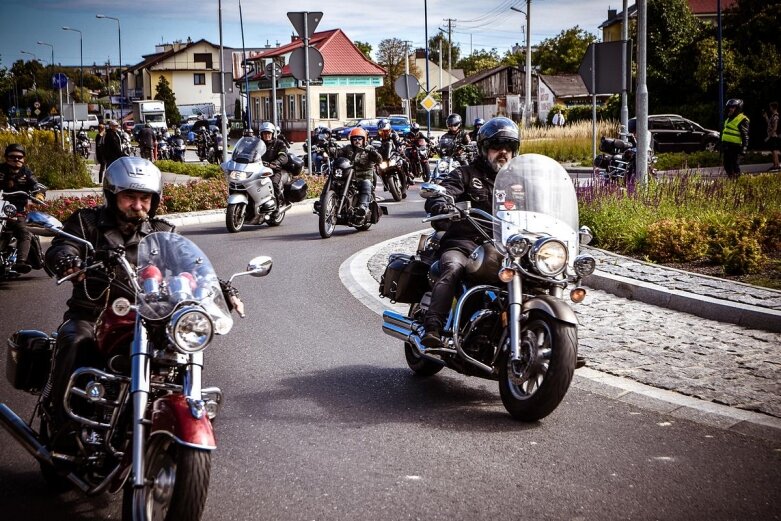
[259,121,276,141]
[103,156,163,216]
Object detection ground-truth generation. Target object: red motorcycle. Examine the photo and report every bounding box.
[0,213,271,520]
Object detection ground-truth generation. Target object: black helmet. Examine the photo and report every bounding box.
[474,118,485,128]
[103,157,163,217]
[726,99,744,112]
[410,122,420,132]
[476,117,520,158]
[4,143,26,157]
[446,113,462,128]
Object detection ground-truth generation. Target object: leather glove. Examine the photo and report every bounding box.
[219,279,245,318]
[54,254,84,279]
[429,201,449,216]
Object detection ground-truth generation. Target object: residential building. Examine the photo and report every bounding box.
[537,74,611,122]
[600,0,737,41]
[409,48,464,93]
[443,65,537,124]
[240,29,386,140]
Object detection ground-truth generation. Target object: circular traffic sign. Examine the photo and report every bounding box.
[33,101,41,109]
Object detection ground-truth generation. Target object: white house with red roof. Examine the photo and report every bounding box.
[239,29,386,140]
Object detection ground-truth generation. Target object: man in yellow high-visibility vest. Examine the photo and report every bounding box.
[721,98,750,178]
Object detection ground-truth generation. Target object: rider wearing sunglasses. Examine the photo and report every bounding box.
[1,144,43,273]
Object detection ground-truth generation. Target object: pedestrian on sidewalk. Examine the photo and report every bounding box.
[720,98,750,178]
[763,101,780,172]
[102,120,125,168]
[138,123,156,161]
[95,122,106,183]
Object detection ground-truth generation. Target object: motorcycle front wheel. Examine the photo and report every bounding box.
[386,172,403,201]
[226,203,246,233]
[122,436,211,521]
[498,311,576,422]
[318,189,338,239]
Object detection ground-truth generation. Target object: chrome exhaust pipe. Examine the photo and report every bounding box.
[381,311,445,366]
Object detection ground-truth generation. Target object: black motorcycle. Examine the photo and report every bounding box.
[373,139,410,202]
[168,134,187,162]
[406,135,431,182]
[593,134,657,184]
[313,157,386,239]
[0,187,50,280]
[75,131,91,159]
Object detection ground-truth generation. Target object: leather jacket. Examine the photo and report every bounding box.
[45,206,175,320]
[1,163,40,210]
[261,138,289,172]
[338,143,382,175]
[423,156,496,254]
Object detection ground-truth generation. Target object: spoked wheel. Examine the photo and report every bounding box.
[318,190,338,239]
[498,311,576,422]
[225,203,246,233]
[267,203,285,227]
[123,436,211,521]
[387,173,403,201]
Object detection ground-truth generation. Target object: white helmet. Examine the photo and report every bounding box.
[103,157,163,216]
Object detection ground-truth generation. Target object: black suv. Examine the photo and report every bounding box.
[629,115,720,153]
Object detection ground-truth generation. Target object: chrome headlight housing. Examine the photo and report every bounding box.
[167,307,214,354]
[573,254,597,277]
[2,202,17,217]
[505,234,531,258]
[229,170,247,181]
[530,238,568,277]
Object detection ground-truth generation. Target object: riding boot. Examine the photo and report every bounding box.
[353,178,373,224]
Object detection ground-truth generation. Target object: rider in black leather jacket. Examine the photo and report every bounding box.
[338,127,382,223]
[1,144,44,273]
[259,122,289,201]
[421,117,520,347]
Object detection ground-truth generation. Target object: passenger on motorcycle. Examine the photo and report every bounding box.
[259,122,290,202]
[0,144,44,273]
[44,157,242,424]
[421,117,520,347]
[468,118,485,141]
[338,127,382,224]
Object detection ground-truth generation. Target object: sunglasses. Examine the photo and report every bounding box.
[6,155,24,161]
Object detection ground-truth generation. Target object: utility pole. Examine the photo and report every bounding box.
[424,0,431,138]
[621,0,629,131]
[438,39,443,94]
[636,0,649,185]
[511,1,532,127]
[444,18,455,116]
[403,40,412,119]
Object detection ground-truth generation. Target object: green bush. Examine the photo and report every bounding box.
[0,130,92,189]
[706,215,766,275]
[154,160,222,179]
[645,218,709,262]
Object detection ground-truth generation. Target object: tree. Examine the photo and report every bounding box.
[354,41,373,60]
[428,33,460,65]
[456,49,500,77]
[453,84,483,116]
[154,75,181,126]
[532,26,598,75]
[375,38,409,110]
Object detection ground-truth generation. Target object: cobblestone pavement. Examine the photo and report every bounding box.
[366,233,781,419]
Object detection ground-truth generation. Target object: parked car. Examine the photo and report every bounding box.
[336,118,380,140]
[331,119,360,141]
[388,114,411,135]
[629,115,720,153]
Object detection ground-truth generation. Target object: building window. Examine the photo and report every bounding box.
[263,97,270,120]
[346,93,364,119]
[300,95,306,120]
[194,53,213,69]
[288,95,296,119]
[193,73,206,85]
[319,93,338,119]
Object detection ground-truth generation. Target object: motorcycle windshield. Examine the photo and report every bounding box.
[231,137,266,163]
[493,154,580,267]
[136,232,233,334]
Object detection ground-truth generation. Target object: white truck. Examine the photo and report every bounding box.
[132,100,167,131]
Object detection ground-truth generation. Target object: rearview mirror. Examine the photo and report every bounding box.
[247,256,273,278]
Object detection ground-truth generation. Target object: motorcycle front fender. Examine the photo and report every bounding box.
[523,294,578,326]
[227,193,249,206]
[150,394,216,450]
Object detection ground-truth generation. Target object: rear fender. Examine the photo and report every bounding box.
[150,394,216,450]
[522,295,578,326]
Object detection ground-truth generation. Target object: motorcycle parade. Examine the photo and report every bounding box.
[1,2,779,521]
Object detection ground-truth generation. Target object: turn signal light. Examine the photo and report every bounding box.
[498,268,516,282]
[570,287,587,303]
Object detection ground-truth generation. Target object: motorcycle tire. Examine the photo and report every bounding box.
[318,189,338,239]
[404,341,442,377]
[122,436,211,521]
[267,207,285,227]
[226,203,246,233]
[498,311,576,422]
[387,173,403,202]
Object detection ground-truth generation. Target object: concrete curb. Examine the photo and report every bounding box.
[583,271,781,333]
[339,233,781,442]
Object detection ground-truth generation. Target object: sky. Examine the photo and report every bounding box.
[0,0,618,70]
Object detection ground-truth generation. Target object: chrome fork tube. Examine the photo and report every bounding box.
[184,352,203,400]
[336,170,354,215]
[508,275,523,362]
[130,318,150,488]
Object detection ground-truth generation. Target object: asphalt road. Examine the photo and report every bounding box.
[0,186,779,521]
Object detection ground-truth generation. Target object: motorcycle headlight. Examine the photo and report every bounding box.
[388,158,396,166]
[573,254,597,277]
[167,307,213,354]
[380,161,388,169]
[530,238,568,277]
[2,203,17,217]
[506,234,531,258]
[229,170,247,181]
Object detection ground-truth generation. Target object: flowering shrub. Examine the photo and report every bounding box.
[0,130,92,189]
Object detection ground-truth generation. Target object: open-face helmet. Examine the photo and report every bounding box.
[103,156,163,217]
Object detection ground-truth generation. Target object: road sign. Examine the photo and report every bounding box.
[51,73,68,90]
[264,62,281,79]
[289,46,324,81]
[394,74,421,100]
[287,11,323,39]
[578,40,632,95]
[34,109,41,116]
[420,94,438,112]
[26,108,31,116]
[33,101,41,109]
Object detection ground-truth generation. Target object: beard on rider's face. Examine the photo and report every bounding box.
[487,149,511,172]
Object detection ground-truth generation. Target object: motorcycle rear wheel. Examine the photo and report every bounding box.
[318,189,337,239]
[498,311,576,422]
[122,436,211,521]
[226,203,246,233]
[267,206,285,227]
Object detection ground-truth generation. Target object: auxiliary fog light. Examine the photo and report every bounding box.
[498,268,516,283]
[85,381,106,401]
[570,287,587,303]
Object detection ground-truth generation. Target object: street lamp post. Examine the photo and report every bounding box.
[218,0,228,162]
[96,15,123,122]
[36,41,54,69]
[62,27,83,92]
[511,1,532,127]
